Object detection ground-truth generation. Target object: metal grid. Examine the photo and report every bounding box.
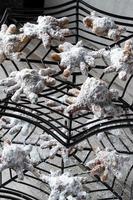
[0,1,133,199]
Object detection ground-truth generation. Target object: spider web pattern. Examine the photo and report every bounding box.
[0,1,133,199]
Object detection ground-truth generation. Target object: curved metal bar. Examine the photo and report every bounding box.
[70,123,133,147]
[0,188,38,200]
[0,108,68,144]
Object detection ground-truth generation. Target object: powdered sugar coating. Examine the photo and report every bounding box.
[39,133,83,164]
[83,11,126,41]
[20,15,70,48]
[86,147,129,181]
[41,171,87,200]
[104,39,133,80]
[46,92,77,113]
[65,77,123,118]
[0,110,35,136]
[0,68,56,104]
[0,140,39,180]
[51,40,104,78]
[0,24,29,63]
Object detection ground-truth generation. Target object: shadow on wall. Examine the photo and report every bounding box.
[0,0,23,14]
[23,0,44,8]
[45,0,72,7]
[0,0,44,16]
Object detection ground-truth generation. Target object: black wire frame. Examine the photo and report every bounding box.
[0,1,132,200]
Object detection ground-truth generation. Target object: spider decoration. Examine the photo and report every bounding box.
[0,140,40,180]
[41,171,88,200]
[0,24,29,63]
[46,88,88,116]
[0,67,56,104]
[83,11,126,41]
[85,147,129,182]
[45,88,79,113]
[104,39,133,80]
[45,95,70,113]
[51,40,105,78]
[39,133,84,164]
[0,110,35,136]
[20,15,70,48]
[65,77,123,118]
